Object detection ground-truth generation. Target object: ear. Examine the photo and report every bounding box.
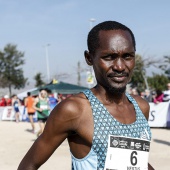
[84,50,93,66]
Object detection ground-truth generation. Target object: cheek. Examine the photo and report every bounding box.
[98,60,112,71]
[127,60,135,71]
[93,62,108,78]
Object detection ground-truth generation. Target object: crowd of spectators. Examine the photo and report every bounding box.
[0,92,72,107]
[0,83,169,107]
[0,95,12,106]
[129,82,170,104]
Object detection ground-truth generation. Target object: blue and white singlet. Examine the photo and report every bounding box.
[71,89,151,170]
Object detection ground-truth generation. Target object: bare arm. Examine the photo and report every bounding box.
[132,95,150,120]
[18,97,81,170]
[24,98,28,107]
[18,99,22,106]
[33,98,42,112]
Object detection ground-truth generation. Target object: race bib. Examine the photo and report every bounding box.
[104,135,150,170]
[40,105,48,110]
[14,103,19,107]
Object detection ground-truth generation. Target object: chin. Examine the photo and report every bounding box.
[107,83,127,94]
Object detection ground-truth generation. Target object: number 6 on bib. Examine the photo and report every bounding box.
[104,135,150,170]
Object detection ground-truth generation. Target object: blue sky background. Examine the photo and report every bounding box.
[0,0,170,88]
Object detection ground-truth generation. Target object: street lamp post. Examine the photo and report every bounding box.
[88,18,96,88]
[44,44,50,83]
[89,18,96,29]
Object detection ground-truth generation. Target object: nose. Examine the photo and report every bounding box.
[112,58,125,72]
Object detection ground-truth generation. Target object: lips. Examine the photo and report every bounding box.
[109,76,127,82]
[107,72,128,82]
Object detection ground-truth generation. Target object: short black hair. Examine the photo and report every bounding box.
[87,21,136,54]
[39,88,49,93]
[27,92,31,96]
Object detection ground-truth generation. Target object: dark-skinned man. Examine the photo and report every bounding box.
[18,21,154,170]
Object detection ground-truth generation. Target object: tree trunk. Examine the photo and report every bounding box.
[141,72,149,90]
[8,84,12,97]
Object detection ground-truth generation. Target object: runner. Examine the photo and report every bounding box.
[12,94,21,123]
[47,89,58,112]
[24,92,36,133]
[33,89,50,137]
[18,21,154,170]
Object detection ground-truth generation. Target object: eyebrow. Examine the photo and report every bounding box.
[100,51,135,55]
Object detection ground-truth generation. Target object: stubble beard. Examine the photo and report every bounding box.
[107,85,126,94]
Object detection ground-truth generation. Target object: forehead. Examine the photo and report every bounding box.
[41,90,47,93]
[97,30,134,52]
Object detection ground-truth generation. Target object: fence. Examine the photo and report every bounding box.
[0,102,170,127]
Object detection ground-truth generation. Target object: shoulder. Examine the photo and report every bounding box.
[34,97,39,102]
[49,92,89,131]
[131,94,150,120]
[12,99,15,104]
[53,93,88,117]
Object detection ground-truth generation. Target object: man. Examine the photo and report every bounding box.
[163,82,170,102]
[0,96,6,106]
[24,92,36,133]
[144,89,153,103]
[47,89,58,112]
[12,94,21,123]
[33,89,50,137]
[4,95,12,106]
[18,21,154,170]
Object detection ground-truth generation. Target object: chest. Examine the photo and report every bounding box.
[75,101,137,145]
[69,99,150,160]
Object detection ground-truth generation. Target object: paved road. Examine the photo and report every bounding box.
[0,121,169,170]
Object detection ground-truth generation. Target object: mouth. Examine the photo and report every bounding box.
[108,76,127,82]
[107,72,128,82]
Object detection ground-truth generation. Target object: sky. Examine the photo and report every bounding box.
[0,0,170,89]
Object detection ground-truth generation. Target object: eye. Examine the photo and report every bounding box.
[102,55,112,60]
[102,54,117,61]
[123,53,134,60]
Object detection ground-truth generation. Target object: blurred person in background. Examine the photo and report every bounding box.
[47,89,58,112]
[163,82,170,102]
[24,92,36,133]
[130,88,139,95]
[144,89,153,102]
[140,91,145,98]
[153,89,164,104]
[33,89,50,137]
[4,95,12,106]
[0,96,6,106]
[57,93,62,103]
[12,94,21,123]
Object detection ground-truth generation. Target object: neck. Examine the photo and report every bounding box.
[92,85,127,105]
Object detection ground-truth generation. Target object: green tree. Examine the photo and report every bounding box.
[0,44,27,96]
[130,54,146,91]
[147,74,169,91]
[34,72,45,87]
[130,54,163,92]
[159,56,170,79]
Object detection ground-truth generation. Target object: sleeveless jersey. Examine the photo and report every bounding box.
[13,100,19,112]
[71,89,151,170]
[36,98,49,119]
[14,100,19,109]
[26,96,35,113]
